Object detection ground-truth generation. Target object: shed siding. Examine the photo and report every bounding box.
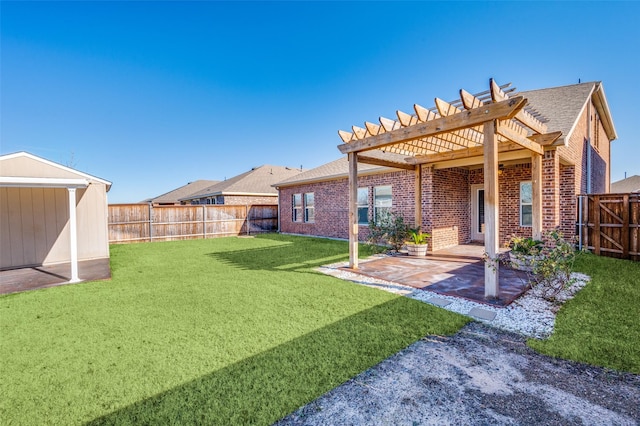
[0,182,109,269]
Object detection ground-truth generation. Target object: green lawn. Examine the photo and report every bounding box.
[529,253,640,374]
[0,234,469,425]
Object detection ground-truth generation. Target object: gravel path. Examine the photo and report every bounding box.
[274,259,640,425]
[276,323,640,425]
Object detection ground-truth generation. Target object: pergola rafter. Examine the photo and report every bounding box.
[336,79,563,299]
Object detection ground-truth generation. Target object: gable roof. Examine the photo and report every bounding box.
[274,150,406,188]
[611,175,640,193]
[0,151,112,190]
[521,81,616,145]
[180,165,304,200]
[145,180,220,204]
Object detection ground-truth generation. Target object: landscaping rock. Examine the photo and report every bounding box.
[276,323,640,425]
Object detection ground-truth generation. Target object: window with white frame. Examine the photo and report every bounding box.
[357,187,369,225]
[520,181,532,226]
[292,194,302,222]
[374,185,392,224]
[304,193,315,223]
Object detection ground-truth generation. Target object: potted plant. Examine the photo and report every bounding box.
[405,227,430,256]
[506,235,543,271]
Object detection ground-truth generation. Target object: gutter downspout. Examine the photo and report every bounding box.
[586,101,592,193]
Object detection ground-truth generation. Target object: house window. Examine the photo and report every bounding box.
[304,192,315,223]
[293,194,302,222]
[520,181,532,227]
[374,185,392,224]
[216,195,224,205]
[357,187,369,225]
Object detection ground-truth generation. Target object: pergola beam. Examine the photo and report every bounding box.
[495,121,544,155]
[338,96,527,155]
[407,141,526,165]
[358,155,415,170]
[490,78,548,134]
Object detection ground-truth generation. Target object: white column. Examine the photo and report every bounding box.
[68,187,81,283]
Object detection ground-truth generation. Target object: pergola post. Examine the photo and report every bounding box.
[483,120,499,298]
[531,153,543,240]
[348,152,359,269]
[414,165,422,229]
[67,187,81,283]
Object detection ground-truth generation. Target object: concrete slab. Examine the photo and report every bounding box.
[426,297,453,307]
[341,245,530,306]
[468,307,497,321]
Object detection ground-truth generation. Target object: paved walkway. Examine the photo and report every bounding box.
[343,245,529,306]
[0,259,111,295]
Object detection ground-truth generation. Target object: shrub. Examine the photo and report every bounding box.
[367,211,410,253]
[508,230,580,303]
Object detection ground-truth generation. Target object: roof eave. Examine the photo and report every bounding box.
[592,83,618,141]
[273,166,402,189]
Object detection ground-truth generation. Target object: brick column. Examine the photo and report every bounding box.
[542,150,560,230]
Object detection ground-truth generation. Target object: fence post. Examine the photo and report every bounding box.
[593,195,600,255]
[246,204,250,236]
[622,194,630,259]
[203,205,206,239]
[149,203,153,242]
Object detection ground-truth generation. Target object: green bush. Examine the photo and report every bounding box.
[367,211,410,253]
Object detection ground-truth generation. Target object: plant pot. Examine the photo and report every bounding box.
[406,243,428,257]
[509,252,539,272]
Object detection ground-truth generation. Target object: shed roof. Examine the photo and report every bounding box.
[611,175,640,193]
[180,165,304,200]
[0,151,112,190]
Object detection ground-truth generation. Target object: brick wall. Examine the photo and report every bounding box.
[557,98,611,195]
[279,170,415,241]
[428,168,470,250]
[468,164,534,246]
[560,164,576,237]
[224,195,278,205]
[543,150,561,229]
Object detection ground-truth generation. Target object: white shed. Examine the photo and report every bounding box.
[0,152,112,284]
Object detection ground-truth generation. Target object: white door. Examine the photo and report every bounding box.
[471,184,484,242]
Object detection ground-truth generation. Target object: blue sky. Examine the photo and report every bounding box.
[2,1,639,203]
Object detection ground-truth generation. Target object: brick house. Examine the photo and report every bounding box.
[275,81,616,255]
[179,165,304,206]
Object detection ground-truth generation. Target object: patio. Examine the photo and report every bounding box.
[0,259,111,295]
[342,244,530,306]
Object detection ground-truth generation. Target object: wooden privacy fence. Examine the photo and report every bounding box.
[108,204,278,244]
[577,193,640,261]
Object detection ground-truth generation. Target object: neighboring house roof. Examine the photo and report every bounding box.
[0,151,112,190]
[611,175,640,193]
[521,81,617,145]
[145,180,220,204]
[180,165,304,200]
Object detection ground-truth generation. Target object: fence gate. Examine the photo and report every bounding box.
[577,193,640,261]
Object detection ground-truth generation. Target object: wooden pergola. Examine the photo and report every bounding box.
[337,79,562,298]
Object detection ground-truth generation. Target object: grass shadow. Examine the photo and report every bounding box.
[86,297,468,425]
[207,234,363,273]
